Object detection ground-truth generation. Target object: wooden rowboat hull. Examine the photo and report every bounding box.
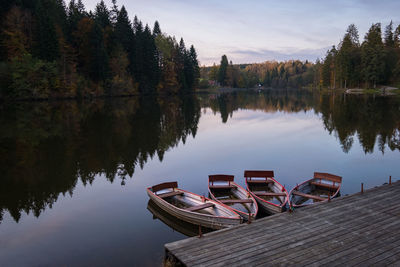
[208,175,258,220]
[244,172,289,214]
[147,188,242,230]
[250,195,285,214]
[289,172,342,208]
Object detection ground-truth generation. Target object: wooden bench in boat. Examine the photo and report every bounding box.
[219,199,253,204]
[292,191,326,201]
[253,192,286,197]
[157,191,184,198]
[246,180,274,184]
[185,203,215,212]
[209,184,237,189]
[310,181,339,190]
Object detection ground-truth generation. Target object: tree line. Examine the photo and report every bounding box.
[201,22,400,90]
[200,55,316,89]
[0,0,200,100]
[317,22,400,89]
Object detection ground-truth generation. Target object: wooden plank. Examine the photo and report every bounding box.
[209,185,237,189]
[244,170,274,178]
[253,192,286,197]
[219,199,253,204]
[292,190,326,201]
[314,172,342,183]
[209,174,234,182]
[246,180,273,184]
[264,214,400,266]
[310,181,339,190]
[157,191,183,198]
[182,205,387,265]
[200,207,395,266]
[185,203,214,212]
[152,181,178,192]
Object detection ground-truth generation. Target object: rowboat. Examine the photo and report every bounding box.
[244,170,288,214]
[208,174,258,221]
[147,200,212,237]
[146,181,242,229]
[289,172,342,208]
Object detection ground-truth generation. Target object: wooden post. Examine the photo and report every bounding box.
[247,212,252,224]
[328,193,331,202]
[198,225,202,238]
[389,176,392,185]
[361,183,364,194]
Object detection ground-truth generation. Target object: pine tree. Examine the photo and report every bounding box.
[33,0,59,61]
[218,55,228,86]
[383,21,397,83]
[89,21,108,82]
[189,45,200,89]
[361,23,385,88]
[142,24,160,92]
[153,20,161,36]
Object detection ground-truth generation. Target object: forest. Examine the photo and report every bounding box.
[201,22,400,90]
[0,0,200,100]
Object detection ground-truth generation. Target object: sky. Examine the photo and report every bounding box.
[82,0,400,66]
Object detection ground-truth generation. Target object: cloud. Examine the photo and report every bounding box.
[201,47,330,65]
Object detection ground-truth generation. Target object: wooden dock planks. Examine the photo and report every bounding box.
[165,181,400,266]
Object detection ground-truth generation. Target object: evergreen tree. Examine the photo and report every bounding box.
[94,0,111,29]
[153,20,161,36]
[142,24,160,92]
[383,21,397,82]
[218,55,228,86]
[189,45,200,89]
[361,23,385,88]
[115,5,134,76]
[89,22,108,82]
[33,0,59,61]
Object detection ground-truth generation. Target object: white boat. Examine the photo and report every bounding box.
[146,181,242,229]
[245,170,289,214]
[208,174,258,221]
[289,172,342,208]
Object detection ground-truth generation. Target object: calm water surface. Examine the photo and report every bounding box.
[1,90,400,266]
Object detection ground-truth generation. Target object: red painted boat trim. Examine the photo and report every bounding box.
[245,177,289,209]
[208,181,258,218]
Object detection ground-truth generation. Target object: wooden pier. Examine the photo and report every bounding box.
[165,181,400,266]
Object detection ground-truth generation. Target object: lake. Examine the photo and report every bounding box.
[1,89,399,266]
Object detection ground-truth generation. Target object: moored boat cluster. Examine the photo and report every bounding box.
[147,170,342,230]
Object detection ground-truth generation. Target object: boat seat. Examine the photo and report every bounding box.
[247,180,273,184]
[292,191,326,201]
[220,199,253,204]
[310,181,339,190]
[209,185,237,189]
[185,203,215,212]
[157,191,184,198]
[253,192,286,197]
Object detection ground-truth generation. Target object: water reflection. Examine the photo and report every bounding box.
[0,90,399,224]
[147,200,212,237]
[0,96,200,223]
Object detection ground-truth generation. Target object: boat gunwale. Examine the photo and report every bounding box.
[207,179,258,218]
